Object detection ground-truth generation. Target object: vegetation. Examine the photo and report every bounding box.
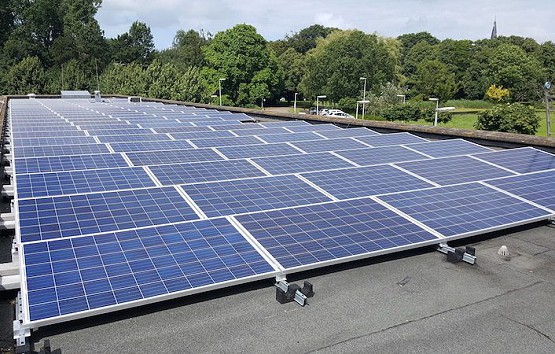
[475,103,540,135]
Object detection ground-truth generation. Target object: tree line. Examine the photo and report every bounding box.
[1,0,554,108]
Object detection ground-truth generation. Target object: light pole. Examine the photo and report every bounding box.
[429,97,439,126]
[261,98,265,110]
[218,78,226,106]
[396,94,406,104]
[356,100,369,119]
[545,81,552,137]
[294,92,298,113]
[360,77,367,119]
[316,95,326,115]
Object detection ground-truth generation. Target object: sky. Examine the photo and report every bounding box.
[95,0,555,49]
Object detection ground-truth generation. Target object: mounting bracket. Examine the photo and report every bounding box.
[437,243,476,264]
[275,280,314,306]
[13,292,31,352]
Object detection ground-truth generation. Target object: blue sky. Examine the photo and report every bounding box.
[96,0,555,49]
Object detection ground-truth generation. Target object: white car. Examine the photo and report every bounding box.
[324,110,354,118]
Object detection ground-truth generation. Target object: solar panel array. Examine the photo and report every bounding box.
[8,98,555,329]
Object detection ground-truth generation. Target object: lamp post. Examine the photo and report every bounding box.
[218,78,226,106]
[396,94,406,104]
[545,81,552,137]
[429,97,439,126]
[294,92,298,113]
[316,95,326,115]
[356,100,370,119]
[360,77,367,119]
[261,98,265,110]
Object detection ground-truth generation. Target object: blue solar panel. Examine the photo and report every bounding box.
[291,138,369,153]
[335,146,430,166]
[13,144,111,159]
[235,198,440,270]
[97,134,172,144]
[259,121,310,128]
[85,128,154,136]
[150,160,266,185]
[167,131,236,140]
[474,147,555,173]
[189,136,263,148]
[406,139,492,158]
[14,137,97,147]
[109,140,195,153]
[285,124,340,133]
[354,132,427,147]
[15,154,129,174]
[302,165,435,199]
[193,120,245,126]
[251,152,355,175]
[182,175,331,217]
[126,148,224,166]
[18,187,200,242]
[16,167,157,199]
[14,130,87,138]
[210,123,264,130]
[256,132,324,144]
[23,218,276,322]
[396,156,515,185]
[231,127,292,136]
[377,183,552,238]
[315,127,379,138]
[151,126,214,133]
[485,170,555,212]
[216,143,302,159]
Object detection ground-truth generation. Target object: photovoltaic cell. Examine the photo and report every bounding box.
[189,136,263,148]
[167,131,236,140]
[285,124,340,133]
[231,127,292,136]
[256,132,324,144]
[14,130,87,138]
[235,198,439,270]
[335,146,429,167]
[151,126,214,133]
[354,132,427,147]
[150,160,266,185]
[396,156,515,185]
[377,183,551,238]
[109,140,195,153]
[291,138,368,153]
[125,148,224,166]
[182,175,331,217]
[473,147,555,173]
[315,127,379,139]
[15,154,129,174]
[210,123,265,131]
[251,152,355,175]
[97,134,172,144]
[485,170,555,212]
[16,167,157,199]
[259,121,310,128]
[13,144,111,159]
[216,143,302,159]
[406,139,492,158]
[23,218,276,322]
[301,165,434,199]
[18,187,200,242]
[14,137,97,147]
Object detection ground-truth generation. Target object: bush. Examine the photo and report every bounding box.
[475,103,539,135]
[337,97,358,114]
[382,103,424,122]
[422,108,453,124]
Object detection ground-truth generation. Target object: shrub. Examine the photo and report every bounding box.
[382,103,424,122]
[475,103,539,135]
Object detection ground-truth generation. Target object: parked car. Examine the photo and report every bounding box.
[322,109,354,118]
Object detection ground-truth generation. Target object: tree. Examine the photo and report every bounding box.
[286,24,337,54]
[437,39,473,97]
[277,48,305,101]
[540,41,555,81]
[415,59,456,101]
[202,24,283,105]
[300,30,395,103]
[475,103,539,134]
[100,62,146,95]
[172,66,206,102]
[402,40,438,79]
[485,84,510,102]
[110,21,155,65]
[3,56,45,94]
[158,29,208,70]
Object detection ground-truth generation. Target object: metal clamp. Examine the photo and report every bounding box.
[437,244,476,265]
[275,280,314,306]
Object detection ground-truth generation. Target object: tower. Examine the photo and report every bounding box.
[491,19,497,40]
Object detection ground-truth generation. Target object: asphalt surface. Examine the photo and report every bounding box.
[20,222,555,354]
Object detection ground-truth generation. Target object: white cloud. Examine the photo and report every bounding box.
[314,13,350,30]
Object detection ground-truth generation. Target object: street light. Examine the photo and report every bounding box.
[218,78,226,106]
[356,100,370,119]
[396,94,406,104]
[316,95,326,115]
[261,98,265,110]
[294,92,298,113]
[360,77,367,119]
[429,97,439,126]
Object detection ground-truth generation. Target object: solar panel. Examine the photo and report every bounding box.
[210,123,264,130]
[181,175,332,217]
[231,127,292,136]
[395,156,515,185]
[18,187,200,242]
[302,165,435,199]
[109,140,195,153]
[259,121,310,128]
[14,154,129,174]
[377,183,552,238]
[14,130,87,138]
[13,144,111,159]
[189,136,264,148]
[235,198,440,270]
[335,146,430,166]
[149,160,266,185]
[315,127,380,138]
[291,138,369,153]
[354,132,428,147]
[406,139,492,158]
[256,132,324,144]
[22,218,277,323]
[85,128,155,136]
[167,131,236,140]
[97,134,172,144]
[13,137,97,147]
[216,143,302,159]
[16,167,157,199]
[473,147,555,173]
[151,126,214,133]
[125,148,224,166]
[284,124,340,133]
[251,152,355,175]
[484,170,555,212]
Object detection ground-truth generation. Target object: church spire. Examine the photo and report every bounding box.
[491,18,497,39]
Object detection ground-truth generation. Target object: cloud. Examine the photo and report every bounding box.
[314,13,350,30]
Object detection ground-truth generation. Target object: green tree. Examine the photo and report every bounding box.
[157,29,209,71]
[475,103,539,134]
[286,24,337,54]
[540,41,555,81]
[110,21,155,65]
[202,24,283,105]
[100,62,146,95]
[402,40,438,79]
[300,30,395,103]
[3,56,45,94]
[277,47,305,101]
[415,59,456,101]
[437,39,473,97]
[172,66,206,102]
